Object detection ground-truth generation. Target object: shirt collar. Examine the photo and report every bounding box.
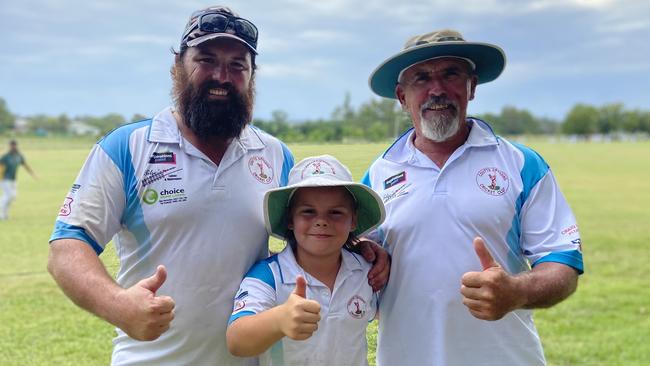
[277,246,364,286]
[382,117,499,164]
[147,106,266,151]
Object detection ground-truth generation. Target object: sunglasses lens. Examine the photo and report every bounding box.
[234,20,258,42]
[200,13,229,32]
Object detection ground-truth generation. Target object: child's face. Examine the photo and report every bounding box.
[288,186,357,260]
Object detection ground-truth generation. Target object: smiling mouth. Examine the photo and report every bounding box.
[310,234,333,238]
[208,88,228,96]
[425,103,453,111]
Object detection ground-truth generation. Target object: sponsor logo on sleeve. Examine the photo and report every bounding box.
[148,152,176,164]
[248,156,274,184]
[476,167,509,196]
[561,224,580,236]
[70,184,81,194]
[58,197,74,216]
[384,171,406,189]
[347,295,368,319]
[571,238,583,252]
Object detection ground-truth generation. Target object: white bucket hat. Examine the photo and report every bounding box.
[264,155,386,240]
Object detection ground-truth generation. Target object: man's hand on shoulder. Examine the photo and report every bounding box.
[356,239,391,292]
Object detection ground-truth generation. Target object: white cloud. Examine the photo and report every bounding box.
[259,59,336,79]
[115,35,176,45]
[297,29,356,43]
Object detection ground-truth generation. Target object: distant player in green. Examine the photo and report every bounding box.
[1,140,36,220]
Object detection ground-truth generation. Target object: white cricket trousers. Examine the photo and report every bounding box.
[1,179,17,219]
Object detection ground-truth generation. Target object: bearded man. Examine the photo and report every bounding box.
[362,30,583,365]
[47,6,389,365]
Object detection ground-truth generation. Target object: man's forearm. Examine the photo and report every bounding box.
[47,239,123,326]
[516,262,579,309]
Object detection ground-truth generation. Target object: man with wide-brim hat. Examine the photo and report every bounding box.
[362,29,584,365]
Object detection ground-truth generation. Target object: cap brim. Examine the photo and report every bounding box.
[186,33,258,54]
[264,180,386,241]
[369,42,506,99]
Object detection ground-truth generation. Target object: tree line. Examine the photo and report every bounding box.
[1,96,648,142]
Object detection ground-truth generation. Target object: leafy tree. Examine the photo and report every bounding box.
[597,103,624,133]
[130,113,149,122]
[562,104,599,136]
[0,98,15,134]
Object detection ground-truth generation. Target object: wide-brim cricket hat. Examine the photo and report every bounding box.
[264,155,386,240]
[369,29,506,99]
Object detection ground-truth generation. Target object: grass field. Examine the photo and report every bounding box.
[0,136,649,365]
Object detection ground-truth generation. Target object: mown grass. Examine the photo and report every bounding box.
[0,136,648,365]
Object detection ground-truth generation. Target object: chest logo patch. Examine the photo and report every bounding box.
[248,156,273,184]
[384,171,406,189]
[476,167,509,196]
[148,151,176,164]
[347,295,368,319]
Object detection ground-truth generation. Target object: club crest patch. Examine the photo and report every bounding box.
[233,291,249,312]
[384,171,406,189]
[347,295,368,319]
[476,167,509,196]
[58,197,73,216]
[301,158,336,178]
[248,156,273,184]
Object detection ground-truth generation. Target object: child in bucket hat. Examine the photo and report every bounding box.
[226,155,386,366]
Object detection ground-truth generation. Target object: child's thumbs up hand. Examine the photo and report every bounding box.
[280,275,321,340]
[293,275,308,298]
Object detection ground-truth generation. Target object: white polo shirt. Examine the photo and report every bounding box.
[229,246,377,366]
[50,107,294,366]
[362,118,583,366]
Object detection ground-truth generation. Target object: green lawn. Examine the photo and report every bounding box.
[0,136,648,365]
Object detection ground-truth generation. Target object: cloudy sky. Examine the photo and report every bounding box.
[1,0,649,122]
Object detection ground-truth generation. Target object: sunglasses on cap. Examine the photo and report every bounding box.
[182,11,258,50]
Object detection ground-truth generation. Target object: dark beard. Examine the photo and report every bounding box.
[174,73,254,140]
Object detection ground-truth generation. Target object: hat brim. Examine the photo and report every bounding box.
[369,41,506,99]
[186,33,258,54]
[264,179,386,241]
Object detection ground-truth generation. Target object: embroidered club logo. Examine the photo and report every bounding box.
[248,156,273,184]
[476,167,509,196]
[301,159,336,179]
[347,295,367,319]
[59,197,74,216]
[233,291,248,312]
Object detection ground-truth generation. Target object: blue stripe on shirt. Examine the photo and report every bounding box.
[98,120,154,262]
[533,249,584,274]
[244,259,277,290]
[280,142,294,187]
[50,221,103,255]
[505,142,550,272]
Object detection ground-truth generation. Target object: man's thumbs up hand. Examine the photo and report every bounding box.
[460,237,524,321]
[115,265,176,341]
[474,237,499,270]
